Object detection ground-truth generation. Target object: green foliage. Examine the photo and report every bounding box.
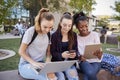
[117,35,120,42]
[0,0,18,24]
[97,18,109,27]
[97,20,108,27]
[114,1,120,13]
[23,0,46,11]
[73,27,79,33]
[23,0,48,25]
[69,0,96,14]
[112,1,120,20]
[102,44,120,56]
[47,0,68,12]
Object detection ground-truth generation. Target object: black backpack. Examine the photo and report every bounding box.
[20,30,51,46]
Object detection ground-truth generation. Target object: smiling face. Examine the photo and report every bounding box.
[77,20,89,36]
[40,19,54,34]
[60,18,72,34]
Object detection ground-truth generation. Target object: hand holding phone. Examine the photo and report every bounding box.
[69,50,76,53]
[69,50,76,58]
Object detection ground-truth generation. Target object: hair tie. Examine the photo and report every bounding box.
[63,12,71,16]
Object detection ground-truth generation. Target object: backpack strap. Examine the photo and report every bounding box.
[21,30,49,46]
[28,30,38,46]
[47,32,50,40]
[47,32,51,43]
[29,31,50,45]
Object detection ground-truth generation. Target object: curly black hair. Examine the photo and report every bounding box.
[73,11,88,26]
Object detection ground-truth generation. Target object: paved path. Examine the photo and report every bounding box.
[0,70,26,80]
[0,33,20,39]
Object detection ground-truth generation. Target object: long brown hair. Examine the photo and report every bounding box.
[57,13,74,50]
[34,8,54,33]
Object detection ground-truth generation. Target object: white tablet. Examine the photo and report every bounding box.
[31,60,77,74]
[84,44,102,59]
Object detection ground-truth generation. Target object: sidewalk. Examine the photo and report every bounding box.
[0,70,25,80]
[0,33,20,39]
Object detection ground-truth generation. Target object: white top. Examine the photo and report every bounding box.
[15,23,23,30]
[77,31,102,63]
[19,27,49,64]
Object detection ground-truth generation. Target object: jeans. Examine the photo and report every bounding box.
[56,66,79,80]
[79,61,101,80]
[19,62,47,80]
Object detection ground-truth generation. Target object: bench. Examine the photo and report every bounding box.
[0,70,33,80]
[0,69,120,80]
[79,69,120,80]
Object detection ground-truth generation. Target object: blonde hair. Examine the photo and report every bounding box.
[34,8,54,33]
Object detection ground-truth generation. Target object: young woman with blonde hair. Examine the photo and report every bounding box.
[18,8,55,80]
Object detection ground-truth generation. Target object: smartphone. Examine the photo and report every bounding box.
[31,66,41,74]
[69,50,76,53]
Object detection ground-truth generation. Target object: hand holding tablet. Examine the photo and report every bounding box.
[83,44,102,59]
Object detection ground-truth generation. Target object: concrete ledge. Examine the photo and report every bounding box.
[0,69,120,80]
[79,69,120,80]
[0,70,33,80]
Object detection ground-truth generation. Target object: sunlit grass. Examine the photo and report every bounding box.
[0,38,119,71]
[0,38,20,71]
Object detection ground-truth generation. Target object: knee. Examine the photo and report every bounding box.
[69,70,78,77]
[86,70,96,78]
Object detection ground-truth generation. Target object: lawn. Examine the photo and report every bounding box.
[102,43,120,56]
[0,38,20,71]
[0,38,120,71]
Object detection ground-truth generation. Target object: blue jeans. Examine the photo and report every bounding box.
[19,62,47,80]
[56,66,79,80]
[79,61,101,80]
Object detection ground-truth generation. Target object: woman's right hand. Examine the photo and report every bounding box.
[93,49,103,59]
[62,51,70,59]
[31,61,45,69]
[79,55,86,61]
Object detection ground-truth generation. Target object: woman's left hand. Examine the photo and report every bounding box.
[93,49,102,59]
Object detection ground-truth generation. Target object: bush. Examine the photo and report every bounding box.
[117,35,120,42]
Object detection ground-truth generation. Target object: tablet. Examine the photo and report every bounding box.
[31,60,77,74]
[84,44,102,59]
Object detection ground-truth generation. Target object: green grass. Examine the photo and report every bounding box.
[0,38,120,71]
[0,38,20,71]
[102,43,120,56]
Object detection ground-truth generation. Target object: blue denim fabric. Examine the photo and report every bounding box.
[79,61,101,80]
[55,66,79,80]
[18,62,47,80]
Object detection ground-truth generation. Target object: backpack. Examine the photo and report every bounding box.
[20,30,51,46]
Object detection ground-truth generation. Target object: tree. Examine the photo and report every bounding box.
[23,0,48,26]
[23,0,69,25]
[47,0,68,12]
[69,0,96,14]
[0,0,18,24]
[111,1,120,20]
